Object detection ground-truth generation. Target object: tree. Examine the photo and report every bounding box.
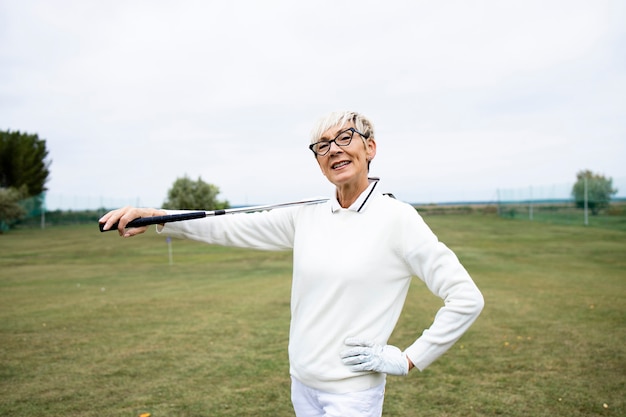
[0,186,27,232]
[0,130,51,196]
[571,170,617,215]
[162,175,229,210]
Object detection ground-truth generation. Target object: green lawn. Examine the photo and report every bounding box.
[1,215,624,416]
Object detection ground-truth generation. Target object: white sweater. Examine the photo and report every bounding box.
[159,182,484,394]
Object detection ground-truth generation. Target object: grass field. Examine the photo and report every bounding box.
[1,214,624,416]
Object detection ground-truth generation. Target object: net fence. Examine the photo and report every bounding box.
[7,177,626,229]
[6,193,135,229]
[496,177,626,227]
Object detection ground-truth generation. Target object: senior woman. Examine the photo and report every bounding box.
[99,111,484,417]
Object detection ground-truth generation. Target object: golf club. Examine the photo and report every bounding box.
[99,197,329,232]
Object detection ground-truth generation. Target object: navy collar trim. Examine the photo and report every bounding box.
[330,177,380,213]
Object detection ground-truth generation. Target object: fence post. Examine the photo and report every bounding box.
[497,189,501,216]
[583,175,589,226]
[40,192,46,230]
[529,186,533,221]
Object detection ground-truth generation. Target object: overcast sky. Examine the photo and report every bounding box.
[2,0,625,209]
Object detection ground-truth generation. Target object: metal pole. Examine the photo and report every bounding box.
[40,192,46,230]
[167,237,173,265]
[583,175,589,226]
[496,189,501,216]
[529,186,533,221]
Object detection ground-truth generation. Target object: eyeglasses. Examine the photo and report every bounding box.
[308,128,368,156]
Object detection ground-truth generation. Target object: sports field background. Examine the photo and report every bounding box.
[1,212,624,416]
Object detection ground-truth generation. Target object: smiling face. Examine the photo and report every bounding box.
[315,122,376,191]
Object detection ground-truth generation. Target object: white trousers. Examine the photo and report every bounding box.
[291,376,386,417]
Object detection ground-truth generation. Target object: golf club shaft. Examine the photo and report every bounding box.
[99,197,329,232]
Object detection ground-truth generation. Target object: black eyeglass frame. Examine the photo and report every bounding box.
[308,127,369,156]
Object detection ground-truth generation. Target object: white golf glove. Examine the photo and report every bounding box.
[340,338,409,376]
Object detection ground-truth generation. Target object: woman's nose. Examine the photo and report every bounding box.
[328,140,343,154]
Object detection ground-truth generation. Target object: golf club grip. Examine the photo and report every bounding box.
[99,211,207,232]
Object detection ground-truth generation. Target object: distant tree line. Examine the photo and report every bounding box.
[0,128,618,232]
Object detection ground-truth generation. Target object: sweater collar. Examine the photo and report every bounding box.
[330,177,380,213]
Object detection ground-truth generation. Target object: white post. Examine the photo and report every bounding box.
[40,193,46,230]
[529,186,533,221]
[167,237,174,265]
[583,175,589,226]
[497,188,501,216]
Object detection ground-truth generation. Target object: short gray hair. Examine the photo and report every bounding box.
[309,111,375,144]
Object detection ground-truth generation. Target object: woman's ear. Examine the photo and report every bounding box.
[366,138,377,161]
